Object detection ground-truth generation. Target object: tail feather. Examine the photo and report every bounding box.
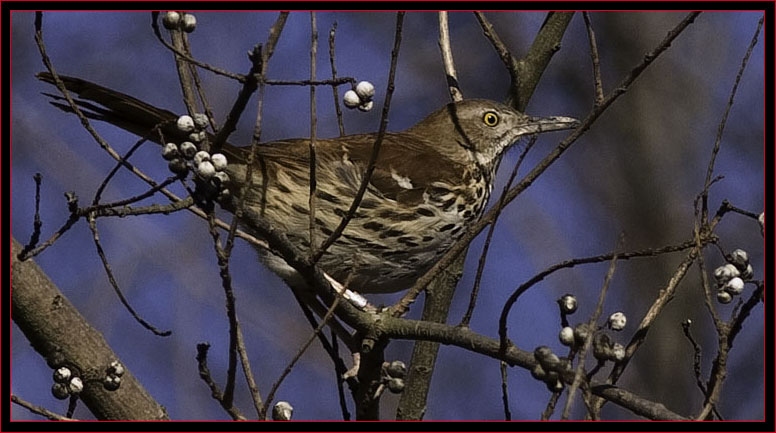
[37,72,185,143]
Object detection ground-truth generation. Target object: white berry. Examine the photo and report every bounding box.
[611,343,626,361]
[742,264,754,280]
[168,158,188,175]
[343,90,360,108]
[193,150,210,166]
[179,141,197,159]
[608,312,627,331]
[714,264,740,284]
[724,277,745,295]
[109,360,125,377]
[558,294,578,314]
[210,153,228,171]
[192,113,209,129]
[162,11,181,30]
[358,100,374,112]
[182,13,197,33]
[717,290,732,304]
[176,115,195,133]
[162,142,179,160]
[189,131,206,143]
[387,377,405,393]
[213,171,230,187]
[52,383,69,400]
[68,377,84,394]
[729,249,749,269]
[355,81,375,100]
[197,161,216,179]
[53,367,72,383]
[272,401,293,421]
[104,375,121,391]
[559,326,575,346]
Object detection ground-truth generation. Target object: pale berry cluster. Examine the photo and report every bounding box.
[714,248,754,304]
[556,295,627,367]
[103,360,125,391]
[373,360,407,398]
[51,366,83,400]
[162,114,230,199]
[162,11,197,33]
[343,81,376,112]
[531,346,569,392]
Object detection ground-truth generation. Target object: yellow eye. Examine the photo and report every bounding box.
[483,111,499,127]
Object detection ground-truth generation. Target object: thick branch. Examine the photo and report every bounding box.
[11,238,168,421]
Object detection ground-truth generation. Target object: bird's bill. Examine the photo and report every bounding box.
[517,115,580,135]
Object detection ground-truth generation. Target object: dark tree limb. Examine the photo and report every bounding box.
[11,238,168,421]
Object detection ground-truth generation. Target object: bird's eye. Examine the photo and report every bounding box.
[482,111,499,127]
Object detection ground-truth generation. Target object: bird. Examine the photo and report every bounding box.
[37,72,578,299]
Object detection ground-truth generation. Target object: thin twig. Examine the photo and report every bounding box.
[701,15,763,222]
[265,77,354,86]
[582,12,605,104]
[331,330,352,420]
[92,136,155,205]
[312,11,406,263]
[204,211,239,408]
[680,320,708,396]
[541,391,562,420]
[329,22,346,137]
[309,11,319,257]
[195,343,248,421]
[460,136,536,327]
[65,395,78,419]
[438,11,463,102]
[11,394,78,421]
[182,33,218,134]
[561,236,622,420]
[499,361,512,420]
[20,174,43,258]
[169,25,198,115]
[87,213,171,336]
[262,297,342,420]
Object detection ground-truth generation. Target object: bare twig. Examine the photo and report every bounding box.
[460,136,536,327]
[438,11,463,102]
[312,11,406,263]
[309,11,319,256]
[329,22,346,136]
[541,391,562,420]
[561,236,622,420]
[20,173,43,258]
[12,394,78,421]
[169,25,198,115]
[582,12,605,104]
[86,213,171,336]
[701,15,763,222]
[499,361,512,420]
[195,343,248,421]
[262,297,342,420]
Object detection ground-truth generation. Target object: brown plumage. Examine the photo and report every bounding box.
[37,72,577,293]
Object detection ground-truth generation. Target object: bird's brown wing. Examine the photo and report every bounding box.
[37,72,463,208]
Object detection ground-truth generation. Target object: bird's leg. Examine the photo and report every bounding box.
[323,272,377,313]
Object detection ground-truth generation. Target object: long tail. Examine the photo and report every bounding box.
[37,72,191,144]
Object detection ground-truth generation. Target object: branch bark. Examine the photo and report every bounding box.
[11,238,168,421]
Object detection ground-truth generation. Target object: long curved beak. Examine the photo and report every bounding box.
[517,115,580,135]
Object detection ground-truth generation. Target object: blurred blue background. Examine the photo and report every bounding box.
[11,11,764,420]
